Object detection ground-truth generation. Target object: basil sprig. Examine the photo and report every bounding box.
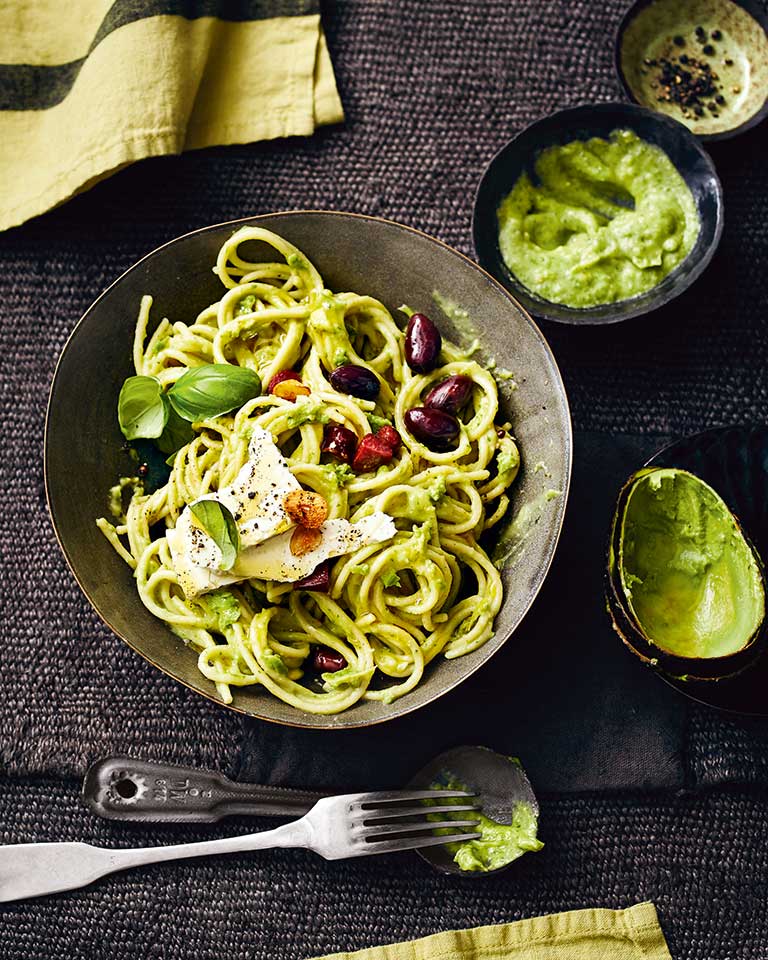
[190,500,240,571]
[117,364,262,452]
[167,365,262,422]
[155,407,195,455]
[118,376,168,440]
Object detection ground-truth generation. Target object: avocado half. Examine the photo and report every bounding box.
[606,467,767,682]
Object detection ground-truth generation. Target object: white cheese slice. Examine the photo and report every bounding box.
[168,512,396,598]
[214,425,301,549]
[165,423,397,598]
[166,424,300,596]
[232,513,397,583]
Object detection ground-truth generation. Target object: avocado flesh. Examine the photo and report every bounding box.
[619,468,765,660]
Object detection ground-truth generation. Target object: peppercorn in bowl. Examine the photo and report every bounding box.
[615,0,768,140]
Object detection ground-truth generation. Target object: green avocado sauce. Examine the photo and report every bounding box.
[202,589,241,632]
[430,775,543,873]
[108,476,144,521]
[492,487,561,569]
[618,468,765,659]
[497,129,700,309]
[286,398,330,428]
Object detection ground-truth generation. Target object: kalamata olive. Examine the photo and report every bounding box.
[293,561,331,592]
[424,375,474,414]
[329,364,380,400]
[313,646,346,672]
[404,407,459,451]
[405,313,442,373]
[321,423,357,463]
[268,369,302,393]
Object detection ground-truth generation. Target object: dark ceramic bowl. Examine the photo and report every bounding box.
[45,211,572,729]
[616,0,768,141]
[606,425,768,717]
[472,102,724,325]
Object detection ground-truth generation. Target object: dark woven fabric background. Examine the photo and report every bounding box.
[2,0,768,956]
[3,778,768,960]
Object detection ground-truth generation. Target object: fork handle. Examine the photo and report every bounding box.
[0,820,313,903]
[113,818,312,868]
[82,757,323,822]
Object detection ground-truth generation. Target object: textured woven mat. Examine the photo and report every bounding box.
[2,0,768,955]
[2,776,768,960]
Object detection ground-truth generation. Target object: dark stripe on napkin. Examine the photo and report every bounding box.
[0,0,319,110]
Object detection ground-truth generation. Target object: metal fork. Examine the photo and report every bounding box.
[0,790,480,902]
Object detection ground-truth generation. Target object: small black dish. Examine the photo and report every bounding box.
[633,425,768,717]
[615,0,768,141]
[407,746,539,878]
[472,102,723,325]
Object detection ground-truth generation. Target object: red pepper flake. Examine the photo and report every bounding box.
[352,434,394,472]
[375,424,401,452]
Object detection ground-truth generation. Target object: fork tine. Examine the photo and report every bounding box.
[353,789,476,806]
[360,803,479,821]
[364,818,479,839]
[363,831,482,854]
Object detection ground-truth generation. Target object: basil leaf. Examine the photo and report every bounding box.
[156,406,195,455]
[168,364,262,422]
[118,376,168,440]
[190,500,240,571]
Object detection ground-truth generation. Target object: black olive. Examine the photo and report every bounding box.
[404,314,442,374]
[329,365,380,401]
[404,407,459,452]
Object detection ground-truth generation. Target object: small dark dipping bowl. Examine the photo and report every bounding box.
[408,746,539,878]
[472,102,724,325]
[45,212,572,730]
[616,0,768,141]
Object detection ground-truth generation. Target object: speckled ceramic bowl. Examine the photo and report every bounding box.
[472,102,723,325]
[45,212,572,729]
[616,0,768,140]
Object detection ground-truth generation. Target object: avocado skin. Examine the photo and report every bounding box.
[606,467,767,683]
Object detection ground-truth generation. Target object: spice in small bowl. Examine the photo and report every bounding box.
[615,0,768,140]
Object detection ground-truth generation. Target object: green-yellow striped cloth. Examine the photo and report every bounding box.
[0,1,343,231]
[309,904,673,960]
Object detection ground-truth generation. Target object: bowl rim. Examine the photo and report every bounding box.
[44,209,573,730]
[471,100,725,325]
[613,0,768,142]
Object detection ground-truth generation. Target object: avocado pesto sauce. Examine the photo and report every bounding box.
[497,129,700,309]
[430,776,543,873]
[618,468,765,659]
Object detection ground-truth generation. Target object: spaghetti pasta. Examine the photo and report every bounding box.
[97,227,521,714]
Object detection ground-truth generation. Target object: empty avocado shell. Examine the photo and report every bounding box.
[606,467,767,682]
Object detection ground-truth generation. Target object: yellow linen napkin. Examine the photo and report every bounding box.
[0,0,343,232]
[309,903,673,960]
